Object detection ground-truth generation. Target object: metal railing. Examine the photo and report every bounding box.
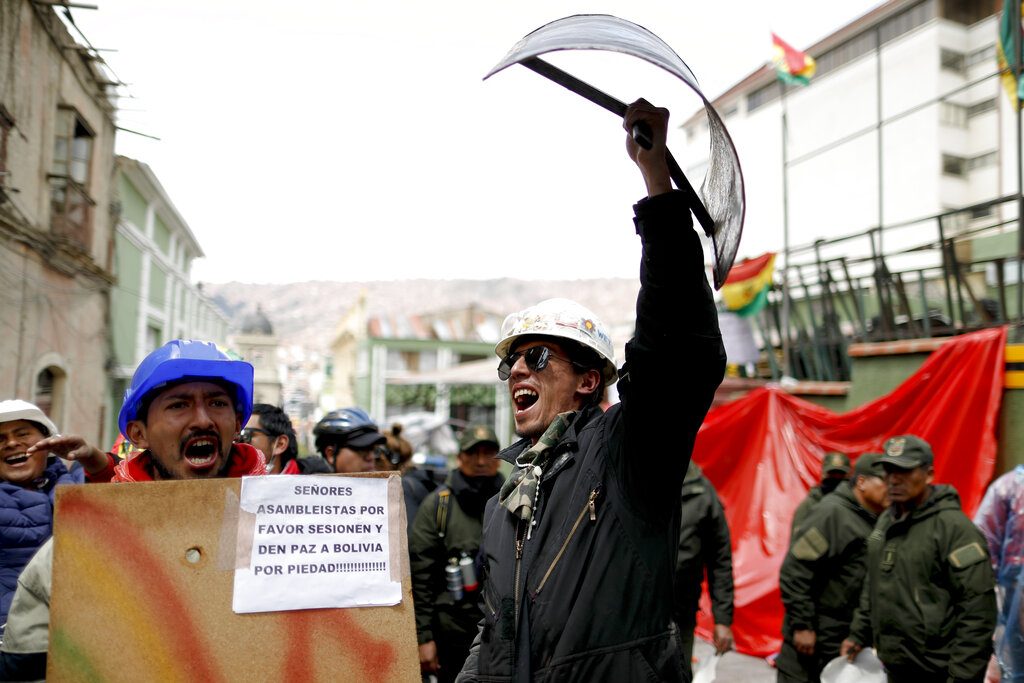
[754,195,1022,381]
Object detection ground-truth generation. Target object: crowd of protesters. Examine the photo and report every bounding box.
[0,99,1015,683]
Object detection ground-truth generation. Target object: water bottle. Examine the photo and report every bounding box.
[445,559,464,601]
[459,553,478,592]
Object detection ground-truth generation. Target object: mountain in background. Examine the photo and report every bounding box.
[203,279,642,351]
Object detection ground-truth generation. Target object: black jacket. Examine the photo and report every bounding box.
[674,462,733,628]
[457,192,724,682]
[410,471,504,645]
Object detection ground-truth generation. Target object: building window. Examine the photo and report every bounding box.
[970,205,994,219]
[146,324,162,353]
[33,366,65,425]
[966,45,995,68]
[968,151,998,170]
[879,0,937,45]
[815,30,878,79]
[49,107,95,250]
[747,82,780,112]
[940,48,967,74]
[968,98,997,117]
[942,153,968,177]
[939,102,968,127]
[940,0,996,25]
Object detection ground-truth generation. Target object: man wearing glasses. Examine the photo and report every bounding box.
[240,403,330,475]
[457,100,725,681]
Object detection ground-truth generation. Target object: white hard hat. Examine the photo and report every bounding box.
[495,298,618,385]
[0,399,59,437]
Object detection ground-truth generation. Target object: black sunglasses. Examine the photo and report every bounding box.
[497,346,578,381]
[238,427,273,444]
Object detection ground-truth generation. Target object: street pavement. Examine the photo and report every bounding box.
[692,637,777,682]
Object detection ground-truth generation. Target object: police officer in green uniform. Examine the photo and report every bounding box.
[777,453,889,682]
[841,435,996,683]
[410,425,504,682]
[674,460,734,682]
[791,452,851,534]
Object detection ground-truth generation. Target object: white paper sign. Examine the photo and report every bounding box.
[232,475,401,613]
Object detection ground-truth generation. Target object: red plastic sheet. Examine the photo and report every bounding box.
[692,326,1007,657]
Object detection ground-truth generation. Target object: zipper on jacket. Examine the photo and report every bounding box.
[533,486,602,596]
[514,520,526,625]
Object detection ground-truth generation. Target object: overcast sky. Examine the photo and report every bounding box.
[71,1,882,284]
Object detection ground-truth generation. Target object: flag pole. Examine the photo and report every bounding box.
[1016,0,1023,334]
[780,78,793,378]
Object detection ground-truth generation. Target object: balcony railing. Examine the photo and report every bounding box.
[48,174,94,252]
[755,195,1023,381]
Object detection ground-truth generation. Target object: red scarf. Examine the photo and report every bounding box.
[112,442,267,482]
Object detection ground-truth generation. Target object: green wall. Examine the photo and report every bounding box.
[118,174,147,229]
[999,390,1024,472]
[153,214,171,255]
[845,353,930,409]
[111,232,141,367]
[846,349,1024,478]
[149,263,167,309]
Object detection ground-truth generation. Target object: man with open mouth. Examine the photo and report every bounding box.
[0,400,89,633]
[457,100,725,682]
[0,339,266,680]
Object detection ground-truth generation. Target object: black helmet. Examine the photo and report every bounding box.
[313,407,385,454]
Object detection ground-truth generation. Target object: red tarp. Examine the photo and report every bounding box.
[692,326,1008,658]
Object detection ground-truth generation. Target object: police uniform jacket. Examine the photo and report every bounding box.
[779,481,877,654]
[410,470,503,646]
[847,484,996,681]
[457,192,725,682]
[674,463,733,629]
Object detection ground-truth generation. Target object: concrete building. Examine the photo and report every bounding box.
[0,2,118,440]
[230,306,283,406]
[108,156,230,443]
[328,299,509,444]
[681,0,1008,291]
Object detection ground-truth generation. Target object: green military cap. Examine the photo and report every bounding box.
[879,434,934,469]
[822,451,851,475]
[853,452,886,478]
[459,424,500,452]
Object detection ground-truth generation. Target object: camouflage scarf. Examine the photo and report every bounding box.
[498,412,574,522]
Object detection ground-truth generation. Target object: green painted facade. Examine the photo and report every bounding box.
[111,232,141,367]
[153,214,171,254]
[149,263,167,309]
[999,391,1024,473]
[118,175,147,229]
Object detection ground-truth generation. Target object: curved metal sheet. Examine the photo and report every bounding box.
[485,14,745,288]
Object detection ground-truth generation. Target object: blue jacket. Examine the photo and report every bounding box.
[0,458,83,626]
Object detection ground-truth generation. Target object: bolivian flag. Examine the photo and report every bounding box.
[722,253,776,318]
[997,0,1024,107]
[772,33,816,86]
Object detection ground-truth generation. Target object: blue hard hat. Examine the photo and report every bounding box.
[118,339,254,438]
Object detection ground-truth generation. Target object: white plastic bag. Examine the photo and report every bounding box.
[820,649,887,683]
[692,653,720,683]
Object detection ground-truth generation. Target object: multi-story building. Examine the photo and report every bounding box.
[682,0,1003,265]
[0,2,118,440]
[328,299,509,445]
[679,0,1018,381]
[108,156,229,443]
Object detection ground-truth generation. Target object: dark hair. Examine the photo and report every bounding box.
[252,403,298,469]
